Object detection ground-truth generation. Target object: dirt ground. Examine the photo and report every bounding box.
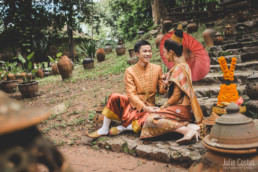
[10,67,187,171]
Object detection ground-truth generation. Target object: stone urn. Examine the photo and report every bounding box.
[203,23,216,47]
[127,49,138,65]
[162,19,172,33]
[83,57,94,69]
[155,33,164,49]
[213,31,224,45]
[57,55,73,80]
[51,63,59,75]
[35,68,44,78]
[96,48,105,62]
[115,42,126,56]
[187,23,198,33]
[246,73,258,100]
[224,24,234,37]
[103,44,112,54]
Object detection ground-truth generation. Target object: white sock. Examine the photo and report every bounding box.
[126,124,133,130]
[115,124,133,134]
[97,116,111,135]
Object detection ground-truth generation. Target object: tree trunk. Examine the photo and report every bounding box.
[68,5,75,62]
[151,0,168,25]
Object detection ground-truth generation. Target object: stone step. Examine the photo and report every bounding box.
[193,84,246,98]
[209,61,258,73]
[241,52,258,62]
[193,71,253,85]
[210,55,241,65]
[221,41,258,51]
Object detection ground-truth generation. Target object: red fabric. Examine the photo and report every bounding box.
[106,93,149,127]
[159,31,210,81]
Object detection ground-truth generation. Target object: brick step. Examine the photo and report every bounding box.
[193,71,253,85]
[209,61,258,73]
[193,84,246,98]
[241,52,258,62]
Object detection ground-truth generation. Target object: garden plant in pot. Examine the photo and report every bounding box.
[77,40,96,69]
[0,61,19,93]
[16,52,38,98]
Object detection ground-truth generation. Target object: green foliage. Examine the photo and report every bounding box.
[14,52,36,81]
[104,0,153,40]
[77,40,97,59]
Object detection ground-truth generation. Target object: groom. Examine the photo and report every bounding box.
[86,40,167,138]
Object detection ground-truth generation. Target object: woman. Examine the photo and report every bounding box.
[140,37,204,144]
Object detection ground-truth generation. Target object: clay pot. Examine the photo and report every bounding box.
[224,24,234,37]
[213,31,224,45]
[103,44,112,54]
[0,80,18,93]
[128,49,136,58]
[96,48,105,62]
[203,25,216,47]
[187,23,198,33]
[18,81,38,98]
[83,57,94,69]
[115,44,126,56]
[57,55,73,80]
[155,33,164,49]
[51,63,59,75]
[36,68,44,78]
[163,20,172,33]
[246,73,258,100]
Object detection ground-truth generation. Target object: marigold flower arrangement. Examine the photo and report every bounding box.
[217,56,239,106]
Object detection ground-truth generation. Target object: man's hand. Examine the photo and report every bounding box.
[143,106,160,113]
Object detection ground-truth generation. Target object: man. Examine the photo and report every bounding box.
[86,40,167,138]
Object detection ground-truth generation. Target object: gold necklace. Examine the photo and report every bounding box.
[133,64,153,102]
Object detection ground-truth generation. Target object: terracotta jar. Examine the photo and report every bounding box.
[163,19,172,33]
[187,23,198,33]
[202,23,216,47]
[115,42,126,56]
[96,48,105,62]
[51,63,59,75]
[83,57,94,69]
[246,73,258,100]
[155,33,164,49]
[36,68,44,78]
[213,31,224,45]
[128,49,136,58]
[57,55,73,80]
[224,24,234,37]
[127,49,138,65]
[103,44,112,54]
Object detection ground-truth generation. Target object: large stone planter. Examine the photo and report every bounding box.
[0,80,18,93]
[83,58,94,69]
[18,81,38,98]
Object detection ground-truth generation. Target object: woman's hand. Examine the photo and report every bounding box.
[143,106,160,113]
